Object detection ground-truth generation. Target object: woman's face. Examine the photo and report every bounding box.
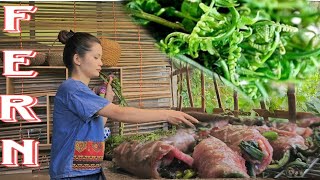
[78,42,103,78]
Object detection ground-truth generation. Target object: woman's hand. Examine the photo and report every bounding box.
[105,76,115,102]
[164,110,199,128]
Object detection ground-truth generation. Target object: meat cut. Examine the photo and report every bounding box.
[193,137,249,178]
[210,125,273,174]
[113,140,194,178]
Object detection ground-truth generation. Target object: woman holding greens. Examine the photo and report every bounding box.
[49,30,198,180]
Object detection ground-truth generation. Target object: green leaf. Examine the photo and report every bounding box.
[182,18,196,33]
[181,0,202,18]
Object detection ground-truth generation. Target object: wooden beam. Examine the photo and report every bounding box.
[171,67,190,76]
[172,107,204,112]
[253,109,313,120]
[213,108,225,114]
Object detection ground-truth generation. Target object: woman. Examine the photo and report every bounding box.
[49,30,198,180]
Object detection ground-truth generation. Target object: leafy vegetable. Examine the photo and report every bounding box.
[239,140,265,161]
[267,150,291,170]
[262,131,278,141]
[99,72,128,106]
[126,0,320,101]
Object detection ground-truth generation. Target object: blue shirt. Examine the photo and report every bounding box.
[50,78,110,179]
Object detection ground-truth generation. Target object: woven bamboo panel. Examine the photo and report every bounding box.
[121,65,171,135]
[122,66,171,100]
[11,68,67,95]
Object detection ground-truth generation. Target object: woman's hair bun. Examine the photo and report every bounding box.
[58,30,75,44]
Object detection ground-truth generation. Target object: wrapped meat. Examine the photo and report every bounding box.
[113,140,194,179]
[255,126,307,160]
[210,125,273,174]
[274,122,312,138]
[298,117,320,127]
[161,129,196,153]
[193,137,249,178]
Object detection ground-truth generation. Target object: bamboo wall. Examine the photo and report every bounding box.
[0,1,172,173]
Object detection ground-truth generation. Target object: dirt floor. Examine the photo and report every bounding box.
[102,161,141,179]
[0,171,50,180]
[0,161,135,180]
[0,161,272,179]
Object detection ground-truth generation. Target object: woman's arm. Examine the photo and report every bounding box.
[103,117,108,126]
[97,103,198,128]
[101,76,115,126]
[98,76,198,127]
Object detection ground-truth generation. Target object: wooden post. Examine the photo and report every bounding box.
[186,65,194,107]
[178,67,183,111]
[201,71,205,112]
[287,83,296,123]
[233,91,239,117]
[213,74,223,109]
[6,77,13,94]
[260,100,269,122]
[46,95,50,144]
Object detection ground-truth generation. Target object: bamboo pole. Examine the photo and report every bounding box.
[213,74,223,110]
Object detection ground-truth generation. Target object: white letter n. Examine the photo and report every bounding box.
[1,140,39,167]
